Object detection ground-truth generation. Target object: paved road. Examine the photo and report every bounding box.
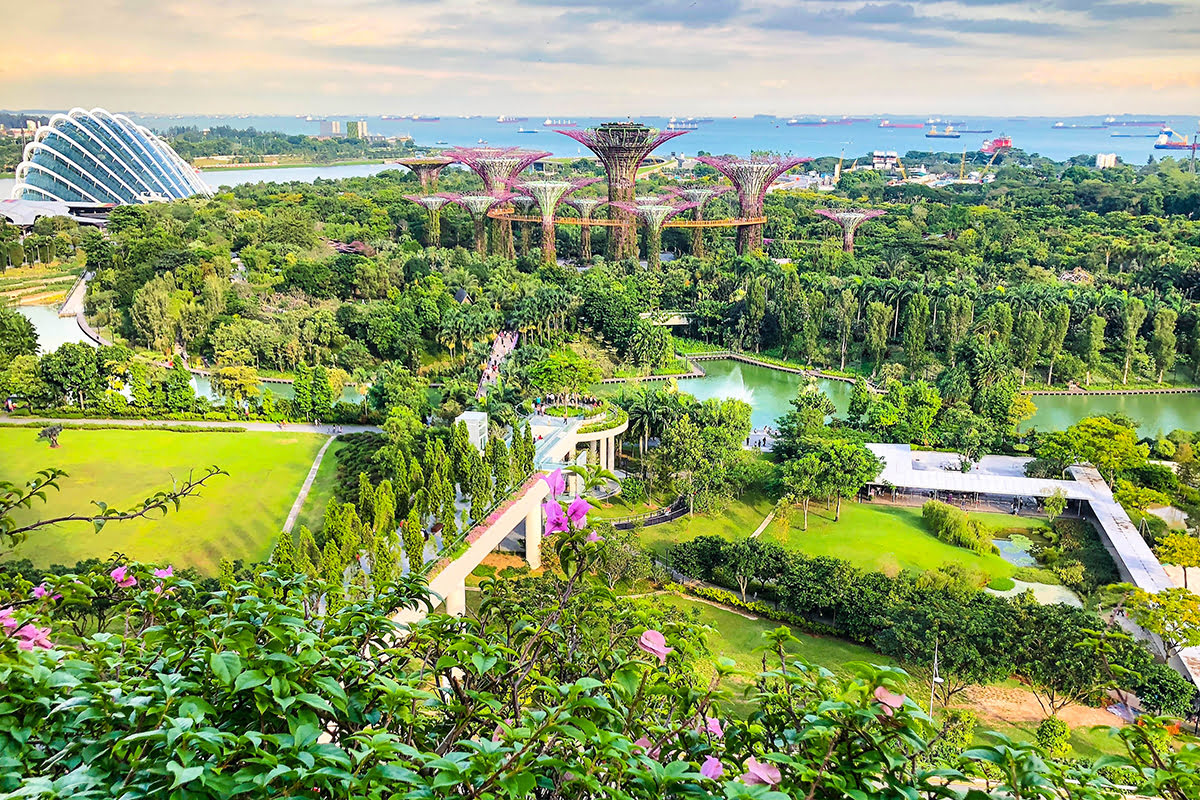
[0,416,381,435]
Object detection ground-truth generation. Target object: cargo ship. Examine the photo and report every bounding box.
[1104,117,1166,127]
[667,118,699,131]
[544,118,577,127]
[926,126,961,139]
[1155,129,1196,150]
[496,115,528,123]
[958,128,993,134]
[517,127,539,134]
[981,135,1012,154]
[879,119,925,129]
[787,118,828,126]
[411,115,440,122]
[1052,121,1105,130]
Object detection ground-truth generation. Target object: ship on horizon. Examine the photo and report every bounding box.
[1052,121,1106,130]
[1155,129,1197,150]
[926,125,961,139]
[544,118,577,127]
[879,120,925,128]
[787,117,828,126]
[1104,116,1167,127]
[497,115,528,123]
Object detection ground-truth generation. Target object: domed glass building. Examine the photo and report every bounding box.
[10,107,212,204]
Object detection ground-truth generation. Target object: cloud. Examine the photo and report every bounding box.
[1085,2,1175,20]
[521,0,742,25]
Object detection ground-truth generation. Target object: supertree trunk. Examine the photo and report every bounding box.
[608,185,637,261]
[691,207,704,257]
[646,225,662,271]
[738,223,764,255]
[541,218,556,264]
[520,223,531,257]
[580,221,593,261]
[473,218,487,256]
[492,219,515,259]
[427,209,441,247]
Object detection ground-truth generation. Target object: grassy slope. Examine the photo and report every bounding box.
[638,491,777,557]
[293,438,347,534]
[1,428,325,574]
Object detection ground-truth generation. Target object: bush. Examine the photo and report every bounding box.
[1036,716,1071,758]
[685,585,839,637]
[1136,661,1199,717]
[1052,559,1086,589]
[921,500,994,555]
[1013,566,1063,585]
[619,476,647,505]
[987,576,1016,591]
[928,709,978,764]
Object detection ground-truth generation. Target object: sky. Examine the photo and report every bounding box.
[2,0,1198,116]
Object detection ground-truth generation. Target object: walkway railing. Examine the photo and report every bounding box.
[609,495,689,530]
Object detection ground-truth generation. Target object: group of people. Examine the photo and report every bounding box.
[476,330,519,399]
[745,426,778,450]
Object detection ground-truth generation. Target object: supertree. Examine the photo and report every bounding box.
[451,194,509,256]
[556,122,687,260]
[565,196,608,261]
[404,194,452,247]
[668,185,732,257]
[394,156,455,191]
[510,195,537,257]
[445,146,549,258]
[695,155,811,254]
[814,208,886,254]
[610,198,694,271]
[516,178,601,264]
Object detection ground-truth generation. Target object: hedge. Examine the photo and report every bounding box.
[682,584,840,638]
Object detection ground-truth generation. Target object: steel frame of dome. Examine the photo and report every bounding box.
[11,107,212,204]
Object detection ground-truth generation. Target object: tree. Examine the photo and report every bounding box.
[402,505,424,574]
[1126,587,1200,660]
[1157,533,1200,590]
[1149,308,1178,383]
[781,452,827,531]
[0,307,37,368]
[822,439,883,521]
[864,301,892,373]
[1042,304,1071,386]
[902,293,929,372]
[1035,416,1148,488]
[1,354,49,408]
[292,363,313,420]
[593,523,652,590]
[311,364,335,414]
[830,289,858,370]
[1043,488,1067,526]
[723,538,772,602]
[210,364,260,410]
[1077,313,1105,387]
[1119,298,1148,384]
[39,342,101,409]
[487,437,512,496]
[1013,310,1043,385]
[1012,603,1106,717]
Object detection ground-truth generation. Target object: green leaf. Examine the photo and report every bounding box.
[296,693,336,715]
[233,669,269,692]
[210,651,243,686]
[167,762,204,789]
[470,653,497,675]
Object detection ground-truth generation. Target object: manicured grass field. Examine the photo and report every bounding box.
[293,437,347,534]
[638,491,777,557]
[0,428,326,574]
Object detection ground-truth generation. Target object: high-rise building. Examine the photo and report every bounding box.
[1095,153,1118,169]
[346,119,367,139]
[319,119,341,138]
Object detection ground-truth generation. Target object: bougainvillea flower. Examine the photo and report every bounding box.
[153,566,174,579]
[739,757,781,786]
[700,756,724,779]
[32,584,48,599]
[15,624,54,651]
[637,629,674,664]
[110,566,137,588]
[633,737,660,759]
[874,686,906,717]
[0,607,16,631]
[543,501,569,534]
[566,497,592,527]
[586,530,604,543]
[705,716,724,738]
[540,468,566,498]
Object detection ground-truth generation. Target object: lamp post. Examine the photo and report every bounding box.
[929,633,944,717]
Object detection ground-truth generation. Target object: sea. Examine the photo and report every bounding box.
[3,113,1197,197]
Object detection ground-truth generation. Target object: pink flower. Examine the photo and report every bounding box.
[110,566,136,589]
[0,607,16,631]
[633,737,660,759]
[32,584,48,599]
[540,468,565,498]
[543,501,569,534]
[740,757,781,786]
[637,629,674,665]
[704,716,724,739]
[15,624,54,651]
[874,686,906,717]
[566,497,592,527]
[700,756,724,780]
[153,566,173,579]
[586,530,603,543]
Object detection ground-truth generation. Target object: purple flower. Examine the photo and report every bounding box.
[539,468,565,498]
[637,629,674,665]
[566,497,592,527]
[633,736,660,759]
[543,501,569,534]
[586,530,603,543]
[32,584,48,599]
[705,716,724,739]
[700,756,724,780]
[874,686,906,717]
[153,566,173,579]
[110,566,137,588]
[0,607,16,631]
[740,757,781,786]
[15,624,54,651]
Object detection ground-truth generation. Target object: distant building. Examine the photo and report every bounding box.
[871,151,899,171]
[454,411,488,453]
[345,119,368,139]
[1095,153,1118,169]
[319,119,341,138]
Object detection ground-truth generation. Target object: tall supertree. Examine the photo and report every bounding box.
[565,196,607,261]
[516,178,601,264]
[446,146,549,258]
[452,194,509,256]
[404,194,452,247]
[610,198,694,271]
[695,155,811,254]
[669,185,732,257]
[815,209,886,254]
[556,123,687,260]
[394,156,455,191]
[509,195,538,257]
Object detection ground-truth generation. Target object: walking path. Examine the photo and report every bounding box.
[0,416,381,434]
[282,436,335,534]
[476,330,518,398]
[750,508,776,539]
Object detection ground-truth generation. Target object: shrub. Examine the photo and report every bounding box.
[1013,566,1062,585]
[928,709,978,764]
[684,585,839,637]
[1052,559,1085,589]
[988,576,1016,591]
[1036,716,1071,759]
[1136,661,1199,717]
[619,476,647,505]
[921,500,994,555]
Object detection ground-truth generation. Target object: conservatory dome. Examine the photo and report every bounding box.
[10,107,212,204]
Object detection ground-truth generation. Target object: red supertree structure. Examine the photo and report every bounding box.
[515,177,602,264]
[556,123,687,260]
[814,208,886,254]
[667,185,732,257]
[451,194,511,256]
[564,196,608,261]
[695,155,811,254]
[393,156,456,191]
[403,194,453,246]
[610,198,695,271]
[445,146,549,258]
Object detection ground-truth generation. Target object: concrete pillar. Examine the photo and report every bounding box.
[607,437,615,471]
[445,581,466,617]
[525,501,542,571]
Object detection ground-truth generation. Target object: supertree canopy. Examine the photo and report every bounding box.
[394,156,455,191]
[445,146,549,258]
[557,122,687,260]
[452,194,509,255]
[404,194,452,246]
[516,178,601,264]
[695,155,811,253]
[814,208,886,254]
[565,196,608,261]
[669,185,732,256]
[610,198,694,271]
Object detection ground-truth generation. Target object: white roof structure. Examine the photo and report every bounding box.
[867,443,1199,686]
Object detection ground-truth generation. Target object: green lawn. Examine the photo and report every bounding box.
[293,437,347,534]
[637,491,776,557]
[0,428,326,574]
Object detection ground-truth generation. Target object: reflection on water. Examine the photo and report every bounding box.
[1024,392,1198,437]
[15,306,93,353]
